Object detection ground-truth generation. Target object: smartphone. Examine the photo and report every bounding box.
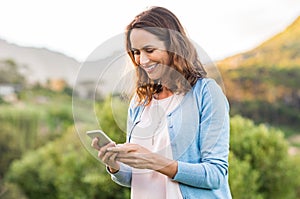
[86,130,113,148]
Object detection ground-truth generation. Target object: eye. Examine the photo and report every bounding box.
[132,50,140,55]
[145,48,154,53]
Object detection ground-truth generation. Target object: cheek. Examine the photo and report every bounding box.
[152,52,168,64]
[161,53,171,66]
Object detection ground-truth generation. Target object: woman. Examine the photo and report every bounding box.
[92,6,232,198]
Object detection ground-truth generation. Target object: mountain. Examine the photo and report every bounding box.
[219,16,300,69]
[0,38,131,98]
[1,15,299,133]
[0,38,80,85]
[73,52,132,98]
[218,16,300,133]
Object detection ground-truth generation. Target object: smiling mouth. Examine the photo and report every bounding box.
[143,64,158,73]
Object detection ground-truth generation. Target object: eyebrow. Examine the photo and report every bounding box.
[131,45,155,51]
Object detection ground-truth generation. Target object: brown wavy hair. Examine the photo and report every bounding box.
[125,6,207,105]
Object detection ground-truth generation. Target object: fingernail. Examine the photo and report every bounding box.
[107,147,113,151]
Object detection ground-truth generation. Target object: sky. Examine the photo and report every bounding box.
[0,0,299,62]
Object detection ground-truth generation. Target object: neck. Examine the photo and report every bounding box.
[154,87,173,100]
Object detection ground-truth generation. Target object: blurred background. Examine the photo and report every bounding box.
[0,0,300,198]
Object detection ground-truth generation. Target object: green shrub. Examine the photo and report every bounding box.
[230,115,300,198]
[229,152,263,199]
[5,126,130,199]
[4,97,300,199]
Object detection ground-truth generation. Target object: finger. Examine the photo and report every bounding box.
[102,151,117,164]
[98,150,104,159]
[106,142,117,147]
[98,149,113,160]
[116,157,140,167]
[97,142,117,159]
[91,137,100,150]
[106,147,124,153]
[99,145,108,157]
[110,151,118,159]
[107,144,138,153]
[108,152,118,163]
[116,152,137,158]
[107,153,120,170]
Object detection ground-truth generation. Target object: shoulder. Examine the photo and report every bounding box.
[192,78,229,108]
[192,78,223,95]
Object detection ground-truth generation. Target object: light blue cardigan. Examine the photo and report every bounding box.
[109,78,232,198]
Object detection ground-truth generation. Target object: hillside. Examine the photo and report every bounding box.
[0,38,129,98]
[0,39,80,85]
[218,16,300,134]
[1,16,299,134]
[219,16,300,68]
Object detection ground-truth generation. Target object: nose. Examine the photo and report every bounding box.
[139,51,150,66]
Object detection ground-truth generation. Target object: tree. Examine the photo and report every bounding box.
[229,152,263,199]
[5,96,131,199]
[229,115,300,199]
[5,126,130,199]
[0,59,26,84]
[4,97,300,198]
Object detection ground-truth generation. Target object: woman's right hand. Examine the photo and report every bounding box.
[91,137,120,173]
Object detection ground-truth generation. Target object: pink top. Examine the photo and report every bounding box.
[130,94,183,199]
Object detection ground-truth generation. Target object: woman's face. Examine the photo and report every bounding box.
[130,28,170,80]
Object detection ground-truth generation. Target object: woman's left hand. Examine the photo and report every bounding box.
[107,143,178,178]
[107,143,155,170]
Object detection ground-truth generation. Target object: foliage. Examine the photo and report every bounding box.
[228,152,263,199]
[0,182,27,199]
[0,59,26,84]
[0,92,73,180]
[0,96,6,104]
[229,115,300,199]
[3,96,300,199]
[0,123,23,178]
[220,65,300,135]
[0,101,72,148]
[95,95,128,143]
[229,100,300,136]
[4,96,130,199]
[218,16,300,136]
[5,126,130,199]
[44,103,73,133]
[2,15,300,199]
[0,107,39,149]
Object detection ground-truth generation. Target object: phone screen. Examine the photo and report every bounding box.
[86,130,113,147]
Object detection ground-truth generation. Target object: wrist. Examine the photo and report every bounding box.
[155,158,178,178]
[107,165,120,174]
[165,160,178,178]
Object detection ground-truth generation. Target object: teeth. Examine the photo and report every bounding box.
[148,65,156,69]
[145,64,157,71]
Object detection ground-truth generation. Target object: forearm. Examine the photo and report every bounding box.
[149,154,178,178]
[156,160,178,178]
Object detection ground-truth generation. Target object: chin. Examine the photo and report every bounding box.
[148,75,161,81]
[147,71,163,81]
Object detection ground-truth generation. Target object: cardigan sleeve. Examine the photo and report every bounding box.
[107,97,136,187]
[109,163,132,187]
[173,78,230,189]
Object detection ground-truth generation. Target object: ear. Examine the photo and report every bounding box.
[172,54,185,74]
[173,54,179,66]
